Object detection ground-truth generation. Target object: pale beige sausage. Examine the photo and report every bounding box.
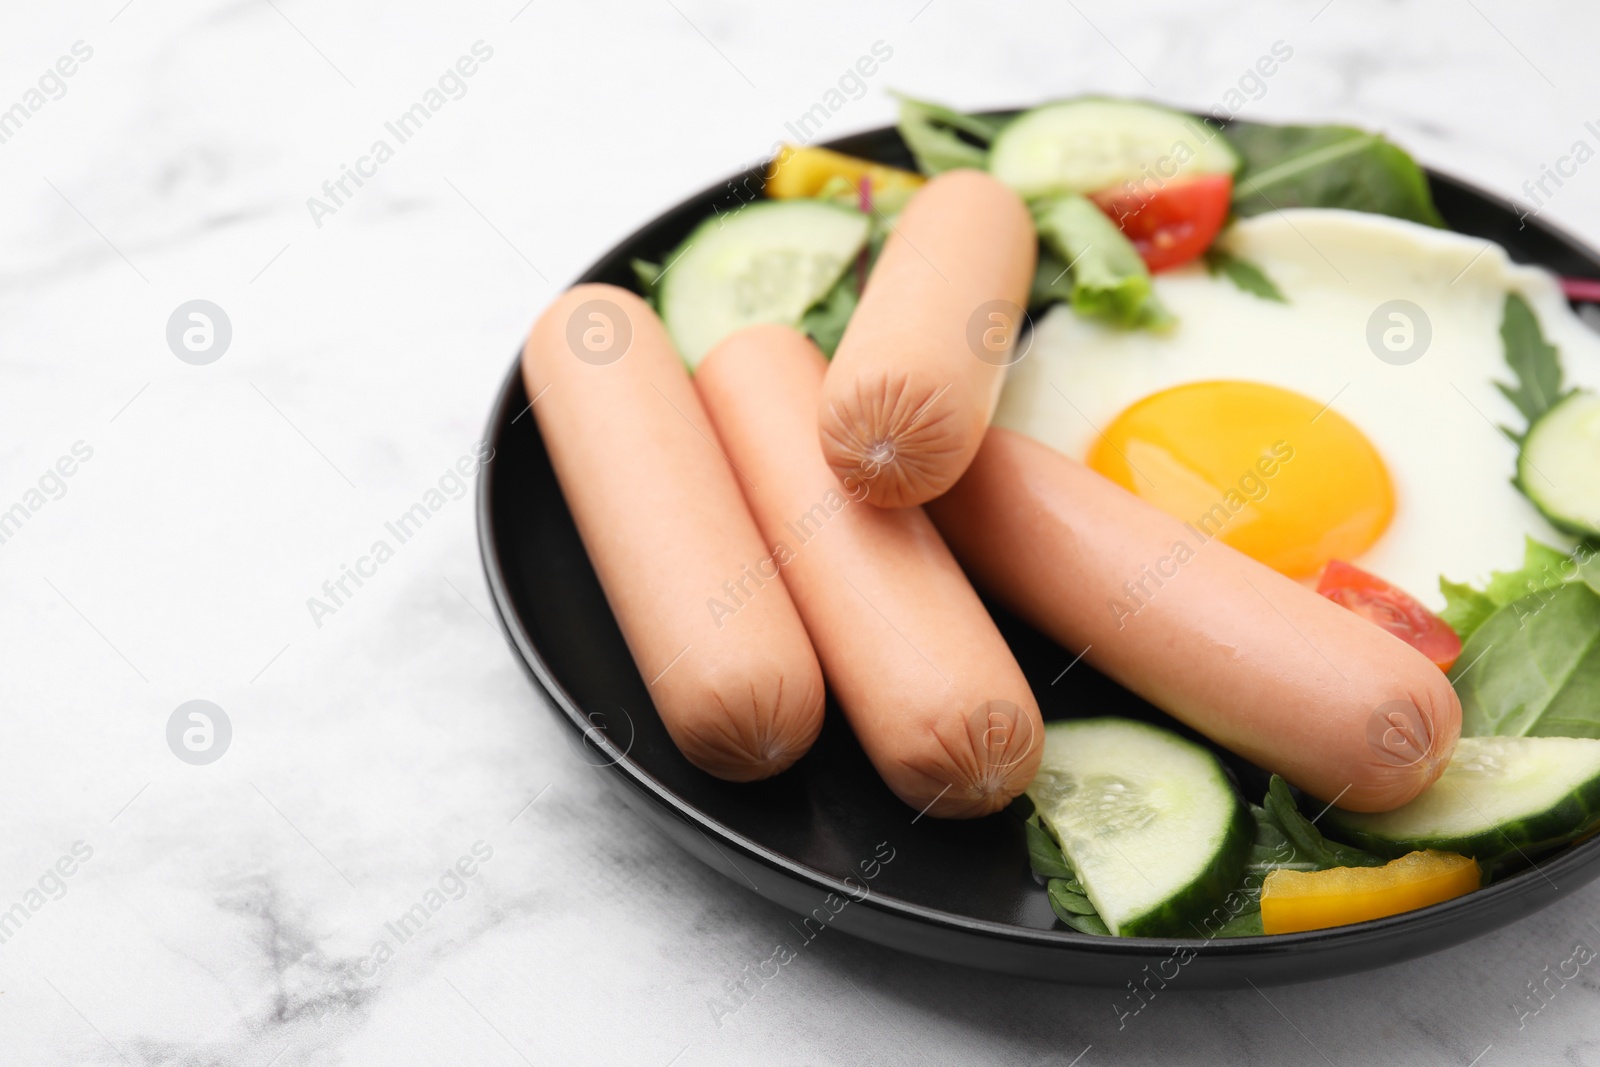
[523,285,824,781]
[818,169,1036,508]
[926,429,1462,813]
[697,323,1043,818]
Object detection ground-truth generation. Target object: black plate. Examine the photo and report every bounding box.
[477,118,1600,987]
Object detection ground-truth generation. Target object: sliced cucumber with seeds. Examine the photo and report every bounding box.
[658,200,870,368]
[1026,718,1250,937]
[1519,390,1600,539]
[989,99,1240,200]
[1327,736,1600,867]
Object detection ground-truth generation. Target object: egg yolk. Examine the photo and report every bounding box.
[1085,381,1394,578]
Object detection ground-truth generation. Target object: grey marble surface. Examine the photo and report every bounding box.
[3,0,1599,1063]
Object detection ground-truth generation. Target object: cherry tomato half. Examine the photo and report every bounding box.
[1089,173,1234,273]
[1316,559,1462,672]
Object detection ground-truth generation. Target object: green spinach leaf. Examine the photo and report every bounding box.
[1452,580,1600,738]
[1203,247,1287,303]
[1224,121,1444,227]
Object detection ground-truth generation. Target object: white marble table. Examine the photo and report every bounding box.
[3,1,1598,1063]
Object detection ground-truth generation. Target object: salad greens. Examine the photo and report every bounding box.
[1262,776,1384,871]
[1434,292,1600,740]
[1199,778,1385,938]
[1032,194,1171,330]
[1019,798,1110,935]
[1020,774,1383,939]
[892,93,1005,175]
[892,94,1443,334]
[1451,577,1600,739]
[1497,291,1569,433]
[1028,250,1077,309]
[799,267,860,356]
[1202,247,1286,303]
[1224,121,1445,227]
[1441,536,1600,643]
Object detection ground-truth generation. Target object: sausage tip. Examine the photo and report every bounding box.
[892,701,1045,819]
[663,665,826,784]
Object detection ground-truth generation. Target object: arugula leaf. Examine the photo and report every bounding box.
[1243,803,1317,878]
[1047,881,1100,914]
[1265,776,1385,869]
[1023,814,1077,880]
[1496,292,1568,433]
[1202,800,1331,939]
[1047,880,1110,934]
[1452,581,1600,738]
[893,94,1003,176]
[1033,194,1172,330]
[1211,910,1265,937]
[800,267,859,357]
[1224,121,1444,227]
[1019,806,1109,933]
[1203,247,1287,303]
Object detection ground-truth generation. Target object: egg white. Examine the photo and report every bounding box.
[995,208,1600,608]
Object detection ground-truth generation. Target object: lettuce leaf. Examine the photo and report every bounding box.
[1439,579,1498,643]
[1032,193,1172,330]
[1440,536,1599,642]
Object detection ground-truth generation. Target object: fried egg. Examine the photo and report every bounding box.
[995,208,1600,607]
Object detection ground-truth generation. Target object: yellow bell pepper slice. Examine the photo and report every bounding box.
[1260,850,1480,935]
[765,145,926,201]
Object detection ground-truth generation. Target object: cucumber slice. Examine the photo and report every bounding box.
[1025,718,1250,937]
[658,200,870,368]
[1327,736,1600,865]
[1519,390,1600,538]
[989,99,1240,200]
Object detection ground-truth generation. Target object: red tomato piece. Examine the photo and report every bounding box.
[1089,173,1234,273]
[1316,559,1462,672]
